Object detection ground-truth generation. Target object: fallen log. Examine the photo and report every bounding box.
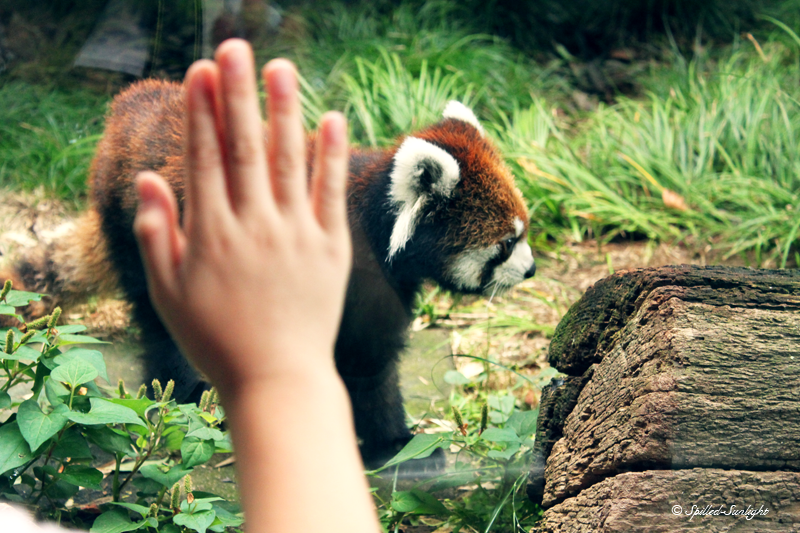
[529,265,800,532]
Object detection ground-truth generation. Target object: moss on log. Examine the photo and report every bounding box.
[548,265,800,375]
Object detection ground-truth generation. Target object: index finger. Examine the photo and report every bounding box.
[184,60,231,232]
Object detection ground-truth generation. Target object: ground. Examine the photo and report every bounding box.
[0,188,720,411]
[0,188,731,518]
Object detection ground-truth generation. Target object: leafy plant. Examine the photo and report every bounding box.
[368,381,543,532]
[495,35,800,267]
[0,280,241,532]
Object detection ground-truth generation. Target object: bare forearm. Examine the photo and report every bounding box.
[219,366,380,533]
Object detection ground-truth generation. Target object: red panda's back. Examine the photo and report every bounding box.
[91,79,187,221]
[89,80,188,301]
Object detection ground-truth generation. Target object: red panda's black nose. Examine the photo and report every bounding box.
[524,263,536,279]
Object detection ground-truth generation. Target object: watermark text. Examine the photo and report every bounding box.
[671,504,769,521]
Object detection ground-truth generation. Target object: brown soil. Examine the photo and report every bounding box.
[0,189,743,401]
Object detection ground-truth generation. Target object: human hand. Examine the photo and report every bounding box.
[132,39,351,397]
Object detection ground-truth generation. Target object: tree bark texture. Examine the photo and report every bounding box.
[529,265,800,532]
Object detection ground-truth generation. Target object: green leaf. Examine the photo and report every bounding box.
[391,491,422,513]
[44,478,80,499]
[488,394,515,422]
[186,416,224,441]
[110,502,151,517]
[443,370,470,385]
[506,409,539,440]
[0,391,11,410]
[180,499,215,513]
[174,509,216,533]
[17,400,69,451]
[106,398,156,420]
[426,470,477,493]
[1,345,41,362]
[40,354,62,370]
[46,377,70,406]
[181,438,215,469]
[391,489,448,515]
[4,290,42,307]
[85,426,135,455]
[158,525,181,533]
[481,428,520,443]
[197,412,218,424]
[90,509,144,533]
[139,463,193,488]
[31,359,50,398]
[128,423,149,438]
[208,502,244,530]
[410,489,448,515]
[0,422,33,474]
[52,325,87,334]
[58,465,103,489]
[54,334,107,345]
[380,434,450,470]
[488,441,521,460]
[164,426,186,452]
[132,476,163,496]
[67,398,145,426]
[0,304,18,316]
[213,433,233,454]
[52,427,93,459]
[50,357,99,387]
[54,349,109,383]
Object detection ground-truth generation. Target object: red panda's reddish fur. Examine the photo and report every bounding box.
[1,79,533,474]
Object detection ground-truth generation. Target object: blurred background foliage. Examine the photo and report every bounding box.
[1,2,798,530]
[0,0,799,265]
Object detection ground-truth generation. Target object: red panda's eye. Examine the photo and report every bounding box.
[502,237,516,254]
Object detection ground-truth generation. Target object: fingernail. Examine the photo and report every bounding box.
[218,39,251,77]
[224,53,246,78]
[324,114,346,145]
[268,63,296,99]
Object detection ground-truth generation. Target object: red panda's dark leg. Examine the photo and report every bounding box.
[130,293,208,403]
[334,268,445,476]
[342,365,445,476]
[342,365,410,466]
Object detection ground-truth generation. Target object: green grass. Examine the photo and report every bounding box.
[1,6,797,259]
[0,82,109,200]
[496,34,800,267]
[291,15,800,267]
[268,0,566,127]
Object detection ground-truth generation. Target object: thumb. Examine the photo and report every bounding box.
[133,172,186,304]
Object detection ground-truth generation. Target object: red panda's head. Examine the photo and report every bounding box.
[386,102,535,296]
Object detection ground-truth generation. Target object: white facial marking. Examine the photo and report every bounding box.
[491,240,534,291]
[388,137,460,259]
[388,197,425,260]
[514,217,524,238]
[448,246,500,290]
[442,101,485,136]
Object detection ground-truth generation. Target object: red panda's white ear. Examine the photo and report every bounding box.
[387,136,460,259]
[443,101,484,136]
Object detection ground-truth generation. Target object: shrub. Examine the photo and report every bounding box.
[0,280,241,533]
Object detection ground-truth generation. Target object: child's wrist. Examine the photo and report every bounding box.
[213,358,345,409]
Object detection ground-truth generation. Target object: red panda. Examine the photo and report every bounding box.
[2,80,535,472]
